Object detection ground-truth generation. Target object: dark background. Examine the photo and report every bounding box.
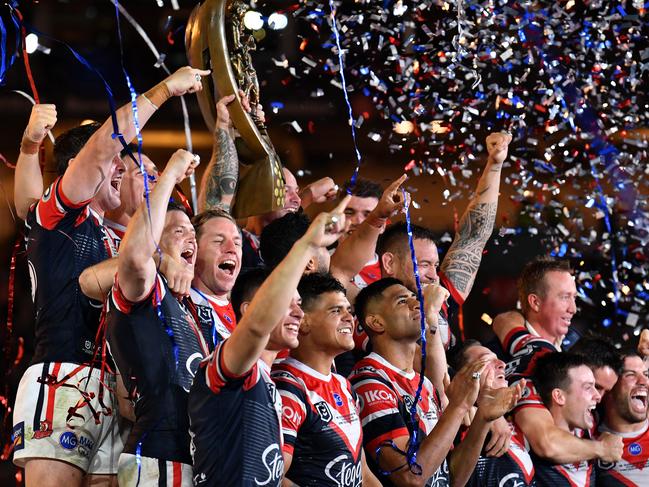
[1,0,647,484]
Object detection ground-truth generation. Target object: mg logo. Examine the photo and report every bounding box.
[629,443,642,456]
[59,431,78,450]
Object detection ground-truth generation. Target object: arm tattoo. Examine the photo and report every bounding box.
[204,128,238,212]
[441,202,497,294]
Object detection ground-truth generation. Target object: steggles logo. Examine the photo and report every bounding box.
[325,454,362,487]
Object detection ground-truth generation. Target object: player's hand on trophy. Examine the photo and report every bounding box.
[165,66,211,97]
[215,94,237,131]
[238,91,265,124]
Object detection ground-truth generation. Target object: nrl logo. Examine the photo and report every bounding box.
[197,305,213,324]
[315,401,333,423]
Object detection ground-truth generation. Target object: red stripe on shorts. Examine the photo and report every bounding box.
[172,462,182,487]
[44,363,62,424]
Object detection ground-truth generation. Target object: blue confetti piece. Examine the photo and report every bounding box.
[328,0,362,192]
[402,188,427,474]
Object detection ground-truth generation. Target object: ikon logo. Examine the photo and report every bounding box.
[363,389,394,404]
[283,406,303,426]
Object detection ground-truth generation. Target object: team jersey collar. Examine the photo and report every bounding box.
[526,320,563,350]
[88,206,104,225]
[366,352,416,380]
[283,356,332,382]
[600,419,649,439]
[103,217,126,234]
[190,287,230,307]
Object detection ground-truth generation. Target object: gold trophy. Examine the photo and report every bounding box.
[186,0,285,218]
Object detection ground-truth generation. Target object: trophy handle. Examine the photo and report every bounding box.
[186,0,286,219]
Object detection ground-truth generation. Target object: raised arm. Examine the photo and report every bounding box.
[440,133,511,301]
[515,406,623,464]
[223,196,351,377]
[299,177,338,209]
[330,174,408,285]
[449,379,523,487]
[415,283,450,398]
[14,104,57,219]
[198,94,239,213]
[117,150,198,302]
[374,360,488,487]
[80,244,193,301]
[61,66,208,205]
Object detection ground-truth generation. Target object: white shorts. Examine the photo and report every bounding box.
[118,453,193,486]
[12,362,125,475]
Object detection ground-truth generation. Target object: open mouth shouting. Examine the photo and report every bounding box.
[630,388,648,414]
[585,404,597,428]
[181,246,196,266]
[110,175,122,195]
[216,258,238,277]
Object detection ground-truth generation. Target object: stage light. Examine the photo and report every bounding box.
[268,12,288,30]
[243,10,264,31]
[25,34,39,54]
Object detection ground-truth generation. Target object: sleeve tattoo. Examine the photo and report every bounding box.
[441,202,497,294]
[203,128,238,212]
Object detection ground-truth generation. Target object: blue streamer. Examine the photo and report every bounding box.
[9,11,179,481]
[327,0,362,192]
[17,21,137,163]
[0,11,7,83]
[110,3,178,480]
[401,188,428,471]
[1,4,22,85]
[189,286,221,349]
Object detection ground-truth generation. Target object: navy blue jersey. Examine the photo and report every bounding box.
[189,341,284,487]
[466,427,536,487]
[272,357,363,487]
[26,177,116,364]
[501,325,558,381]
[107,274,210,464]
[438,271,462,351]
[531,429,595,487]
[532,454,594,487]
